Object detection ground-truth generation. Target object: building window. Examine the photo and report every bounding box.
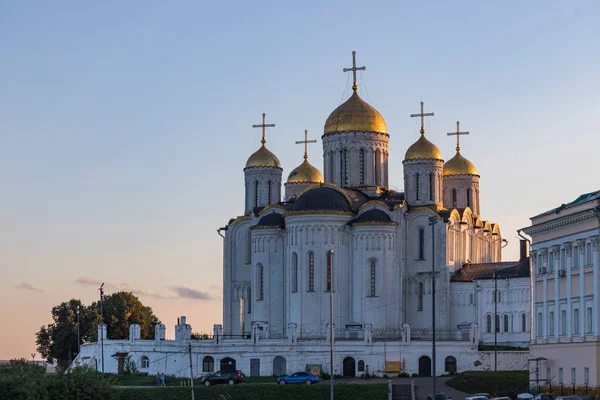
[359,149,365,184]
[504,315,509,332]
[537,312,543,337]
[329,152,334,182]
[416,174,421,201]
[343,149,349,186]
[560,248,565,272]
[255,180,259,207]
[418,282,424,311]
[267,180,271,204]
[467,188,472,208]
[308,252,315,291]
[486,315,492,333]
[574,246,580,268]
[370,261,376,296]
[522,313,527,332]
[495,315,500,333]
[247,288,251,313]
[495,290,501,303]
[445,356,457,373]
[418,228,425,260]
[587,307,593,334]
[375,149,381,186]
[358,360,365,372]
[571,368,576,385]
[452,189,457,208]
[558,367,563,384]
[326,251,333,292]
[469,293,474,305]
[140,356,149,369]
[257,264,264,300]
[549,312,555,336]
[574,308,580,335]
[246,231,252,264]
[587,242,592,265]
[560,310,567,336]
[203,356,214,373]
[585,367,590,385]
[429,173,434,201]
[291,252,298,293]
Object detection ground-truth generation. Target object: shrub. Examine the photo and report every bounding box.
[411,373,419,377]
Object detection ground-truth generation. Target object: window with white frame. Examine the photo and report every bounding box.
[574,246,580,267]
[549,311,555,336]
[586,242,592,265]
[560,248,565,271]
[469,293,474,305]
[560,310,567,336]
[586,306,593,334]
[291,252,298,293]
[537,312,543,337]
[574,308,580,335]
[140,356,149,369]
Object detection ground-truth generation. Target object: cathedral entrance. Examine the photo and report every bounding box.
[418,356,431,377]
[220,357,236,373]
[342,357,356,377]
[273,356,286,376]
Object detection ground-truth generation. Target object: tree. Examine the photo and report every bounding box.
[35,299,97,367]
[89,292,159,340]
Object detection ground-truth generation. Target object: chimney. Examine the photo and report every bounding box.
[520,239,529,261]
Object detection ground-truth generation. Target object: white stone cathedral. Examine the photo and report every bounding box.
[73,54,531,378]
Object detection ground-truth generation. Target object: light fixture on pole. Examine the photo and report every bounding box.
[99,283,105,375]
[428,215,437,398]
[76,306,80,355]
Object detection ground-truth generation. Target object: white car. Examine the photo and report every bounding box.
[466,397,490,400]
[517,394,535,400]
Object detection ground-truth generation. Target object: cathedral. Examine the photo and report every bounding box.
[73,53,531,378]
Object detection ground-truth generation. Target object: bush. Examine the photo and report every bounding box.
[398,372,410,378]
[446,371,528,397]
[411,373,419,377]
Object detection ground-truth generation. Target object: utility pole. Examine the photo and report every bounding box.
[493,271,498,371]
[76,307,81,355]
[99,283,105,375]
[329,250,335,400]
[188,343,195,400]
[428,216,437,398]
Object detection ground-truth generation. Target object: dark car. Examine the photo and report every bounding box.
[277,371,319,385]
[201,370,243,386]
[428,394,452,400]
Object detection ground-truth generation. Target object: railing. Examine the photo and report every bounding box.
[411,328,469,341]
[372,327,403,341]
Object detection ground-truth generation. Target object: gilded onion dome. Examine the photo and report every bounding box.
[324,90,387,135]
[287,159,324,183]
[245,144,281,168]
[404,132,443,161]
[443,151,478,176]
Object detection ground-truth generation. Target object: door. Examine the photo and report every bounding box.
[273,356,286,376]
[343,357,356,377]
[220,357,236,373]
[419,356,431,377]
[250,358,260,377]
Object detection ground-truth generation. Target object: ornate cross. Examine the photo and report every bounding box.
[343,51,366,91]
[295,129,317,160]
[252,113,275,145]
[447,121,470,152]
[410,101,435,134]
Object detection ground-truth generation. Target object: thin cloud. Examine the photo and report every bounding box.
[15,282,44,292]
[170,286,213,301]
[75,277,102,287]
[75,277,169,300]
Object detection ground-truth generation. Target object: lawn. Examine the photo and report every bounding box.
[114,383,389,400]
[113,374,286,386]
[445,371,528,397]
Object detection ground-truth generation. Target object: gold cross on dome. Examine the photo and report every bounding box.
[447,121,470,152]
[295,130,317,160]
[252,113,275,145]
[410,101,435,134]
[343,51,366,92]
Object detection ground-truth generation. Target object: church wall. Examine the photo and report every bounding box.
[402,160,444,208]
[244,168,282,213]
[449,282,477,330]
[442,175,480,216]
[225,221,252,336]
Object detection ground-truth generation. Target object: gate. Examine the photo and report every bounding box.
[342,357,356,377]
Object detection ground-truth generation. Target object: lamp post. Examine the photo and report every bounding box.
[493,271,498,371]
[428,216,437,398]
[76,307,80,355]
[328,250,335,400]
[99,283,105,375]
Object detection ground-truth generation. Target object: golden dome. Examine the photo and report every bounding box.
[287,159,324,183]
[245,144,281,169]
[324,90,387,135]
[404,133,442,161]
[443,151,478,176]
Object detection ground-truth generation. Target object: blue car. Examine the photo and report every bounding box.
[277,371,319,385]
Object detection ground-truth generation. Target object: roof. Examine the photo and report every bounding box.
[532,190,600,218]
[254,213,285,229]
[450,258,530,282]
[293,186,353,213]
[350,209,393,225]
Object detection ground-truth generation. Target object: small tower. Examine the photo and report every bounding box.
[285,130,323,201]
[322,52,389,190]
[244,113,282,213]
[443,121,480,216]
[403,102,444,207]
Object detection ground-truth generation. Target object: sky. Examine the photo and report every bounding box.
[1,1,599,360]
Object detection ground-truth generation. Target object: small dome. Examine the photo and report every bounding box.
[324,91,387,135]
[287,160,324,184]
[443,151,478,176]
[404,133,442,161]
[245,144,281,169]
[294,187,351,213]
[351,209,392,224]
[255,213,285,228]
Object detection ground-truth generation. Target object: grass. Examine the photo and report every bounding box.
[113,383,389,400]
[445,371,528,397]
[113,374,293,386]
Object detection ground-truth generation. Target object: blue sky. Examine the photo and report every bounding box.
[1,1,599,358]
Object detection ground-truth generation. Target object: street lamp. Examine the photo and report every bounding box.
[99,283,105,375]
[76,307,80,355]
[428,215,437,398]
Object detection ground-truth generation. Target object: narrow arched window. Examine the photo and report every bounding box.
[308,252,315,292]
[257,264,264,300]
[140,356,149,369]
[469,293,474,305]
[522,313,527,332]
[370,260,376,296]
[416,174,421,201]
[326,250,333,292]
[452,189,457,209]
[418,228,425,260]
[245,231,251,264]
[343,149,349,185]
[291,252,298,293]
[359,149,365,184]
[467,188,472,208]
[203,356,215,373]
[247,287,252,313]
[495,314,500,333]
[504,315,509,332]
[375,149,381,186]
[267,180,271,205]
[429,173,434,201]
[255,180,259,207]
[487,315,492,333]
[418,282,424,311]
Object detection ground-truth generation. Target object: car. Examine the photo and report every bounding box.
[535,395,556,400]
[201,370,243,386]
[491,397,512,400]
[475,394,491,399]
[427,394,452,400]
[517,394,535,400]
[276,371,319,385]
[465,396,489,400]
[556,397,584,400]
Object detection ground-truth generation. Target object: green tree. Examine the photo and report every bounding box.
[90,292,159,340]
[35,299,97,367]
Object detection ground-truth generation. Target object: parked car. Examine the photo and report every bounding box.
[517,394,535,400]
[535,395,556,400]
[427,394,452,400]
[276,371,319,385]
[465,396,489,400]
[491,397,512,400]
[201,370,243,386]
[556,397,584,400]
